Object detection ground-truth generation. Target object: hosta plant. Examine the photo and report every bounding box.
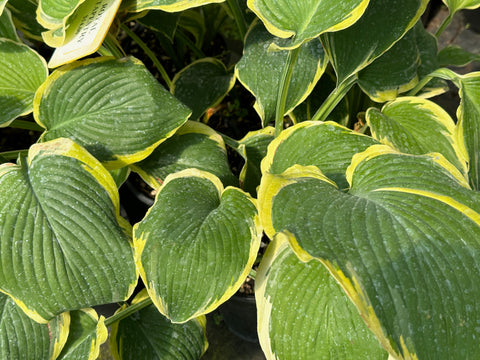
[1,0,480,358]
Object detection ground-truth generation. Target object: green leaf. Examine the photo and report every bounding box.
[433,69,480,190]
[258,145,480,359]
[442,0,480,14]
[133,169,262,323]
[0,0,6,14]
[438,45,480,67]
[235,21,328,126]
[357,25,420,102]
[109,166,131,188]
[137,9,180,40]
[0,293,69,359]
[171,58,235,121]
[57,309,108,360]
[132,120,237,187]
[110,290,208,359]
[366,96,468,175]
[260,121,379,202]
[256,236,388,360]
[36,0,83,29]
[0,138,138,322]
[0,8,19,41]
[237,127,275,197]
[0,38,48,127]
[122,0,225,13]
[34,57,191,169]
[247,0,370,49]
[6,0,45,40]
[321,0,429,85]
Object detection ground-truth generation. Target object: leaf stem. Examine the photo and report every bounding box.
[435,12,455,38]
[311,75,357,122]
[121,24,172,89]
[100,32,125,59]
[0,150,28,160]
[175,29,206,58]
[226,0,247,40]
[104,297,153,327]
[9,119,44,132]
[219,132,240,150]
[275,46,301,137]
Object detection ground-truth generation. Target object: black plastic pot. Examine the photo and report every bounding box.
[218,295,259,343]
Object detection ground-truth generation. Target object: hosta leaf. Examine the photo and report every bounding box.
[122,0,224,13]
[247,0,369,49]
[0,8,19,40]
[137,9,180,40]
[321,0,429,85]
[45,0,122,67]
[442,0,480,14]
[434,69,480,190]
[171,58,235,121]
[57,309,108,360]
[261,121,379,201]
[256,236,388,360]
[0,0,6,14]
[0,138,137,322]
[258,145,480,359]
[34,57,191,169]
[36,0,83,29]
[110,289,208,359]
[133,169,262,323]
[109,166,131,188]
[438,45,480,67]
[235,21,328,126]
[0,38,48,127]
[0,293,69,359]
[366,97,468,175]
[6,0,45,40]
[357,25,420,102]
[132,120,237,187]
[237,127,275,197]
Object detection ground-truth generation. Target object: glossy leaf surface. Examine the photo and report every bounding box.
[133,169,262,323]
[258,145,480,359]
[110,290,208,359]
[247,0,369,48]
[172,58,235,121]
[235,21,327,126]
[0,293,69,359]
[0,38,48,127]
[57,309,107,360]
[35,57,190,169]
[132,121,237,187]
[0,138,137,322]
[321,0,429,84]
[256,237,388,360]
[366,97,468,175]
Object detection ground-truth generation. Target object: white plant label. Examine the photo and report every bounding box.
[48,0,121,68]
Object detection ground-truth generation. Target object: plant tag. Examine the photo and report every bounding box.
[48,0,121,68]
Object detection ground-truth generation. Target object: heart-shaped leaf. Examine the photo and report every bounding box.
[34,57,191,169]
[0,138,137,322]
[0,293,69,359]
[0,8,20,41]
[133,169,262,323]
[171,58,235,121]
[366,96,468,175]
[57,309,107,360]
[256,236,388,359]
[132,120,237,187]
[110,289,208,359]
[235,21,328,126]
[247,0,370,49]
[0,38,48,127]
[258,145,480,359]
[260,121,379,201]
[321,0,429,85]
